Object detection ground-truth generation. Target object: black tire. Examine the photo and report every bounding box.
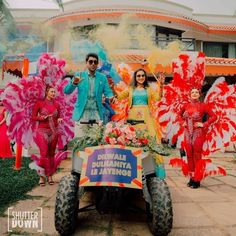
[55,174,80,236]
[146,177,173,236]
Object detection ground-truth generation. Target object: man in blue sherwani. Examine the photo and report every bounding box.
[64,53,115,136]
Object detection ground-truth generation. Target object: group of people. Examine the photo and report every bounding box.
[32,52,165,186]
[63,52,217,189]
[1,52,222,189]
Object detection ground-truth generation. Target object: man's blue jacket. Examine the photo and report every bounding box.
[63,70,114,121]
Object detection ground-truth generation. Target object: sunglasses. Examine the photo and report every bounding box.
[88,60,98,65]
[136,74,145,77]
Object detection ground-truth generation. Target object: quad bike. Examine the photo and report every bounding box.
[55,121,173,236]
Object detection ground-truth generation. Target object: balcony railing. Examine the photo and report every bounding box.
[128,37,196,51]
[76,34,196,51]
[155,37,196,51]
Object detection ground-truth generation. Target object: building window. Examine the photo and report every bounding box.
[228,44,236,58]
[203,42,229,58]
[72,25,98,40]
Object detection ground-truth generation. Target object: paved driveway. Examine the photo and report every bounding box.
[1,151,235,236]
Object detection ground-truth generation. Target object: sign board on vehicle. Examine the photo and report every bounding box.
[79,145,143,189]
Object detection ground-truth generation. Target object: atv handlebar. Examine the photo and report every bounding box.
[80,120,98,125]
[126,119,145,125]
[80,120,145,126]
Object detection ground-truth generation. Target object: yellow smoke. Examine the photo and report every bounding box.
[90,15,182,70]
[133,24,155,49]
[132,25,183,71]
[147,41,183,72]
[1,12,183,74]
[90,14,133,56]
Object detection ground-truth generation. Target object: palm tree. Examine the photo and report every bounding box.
[0,0,16,36]
[0,0,13,24]
[0,0,64,25]
[54,0,64,12]
[0,0,64,60]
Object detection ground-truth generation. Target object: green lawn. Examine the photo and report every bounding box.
[0,157,38,215]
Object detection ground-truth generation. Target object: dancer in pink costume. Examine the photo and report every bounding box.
[0,99,13,158]
[2,53,76,185]
[32,86,62,186]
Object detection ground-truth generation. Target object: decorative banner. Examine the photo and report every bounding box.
[79,145,143,189]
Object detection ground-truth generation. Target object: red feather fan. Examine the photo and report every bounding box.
[194,159,227,181]
[169,157,227,181]
[169,157,189,176]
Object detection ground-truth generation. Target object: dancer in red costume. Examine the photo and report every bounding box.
[0,99,13,158]
[179,88,216,188]
[159,52,234,188]
[32,86,63,186]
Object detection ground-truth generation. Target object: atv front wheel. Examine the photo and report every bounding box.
[146,177,173,236]
[55,174,80,236]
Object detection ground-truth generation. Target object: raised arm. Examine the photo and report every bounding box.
[151,72,165,100]
[63,72,80,94]
[158,72,165,98]
[103,76,114,99]
[149,85,161,102]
